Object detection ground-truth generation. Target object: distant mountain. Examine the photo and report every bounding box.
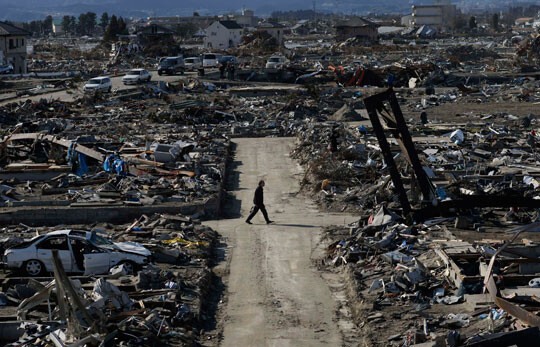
[0,0,479,21]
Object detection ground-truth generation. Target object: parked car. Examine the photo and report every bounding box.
[202,53,223,68]
[265,56,288,69]
[3,229,151,276]
[219,56,238,66]
[122,69,152,85]
[184,57,202,71]
[83,76,112,93]
[158,56,185,75]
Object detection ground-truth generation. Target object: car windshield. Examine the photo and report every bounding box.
[185,58,197,63]
[128,70,141,75]
[90,232,115,249]
[161,59,175,66]
[269,57,281,62]
[88,79,101,84]
[204,54,216,60]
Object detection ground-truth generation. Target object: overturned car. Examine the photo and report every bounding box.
[3,229,150,276]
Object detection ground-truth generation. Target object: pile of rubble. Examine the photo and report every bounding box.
[0,213,219,346]
[0,97,229,225]
[321,215,540,346]
[445,45,501,63]
[290,88,540,346]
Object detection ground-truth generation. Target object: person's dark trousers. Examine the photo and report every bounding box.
[246,204,270,223]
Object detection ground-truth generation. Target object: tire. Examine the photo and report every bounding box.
[180,69,185,75]
[107,86,112,93]
[158,71,162,76]
[23,259,44,276]
[118,260,136,275]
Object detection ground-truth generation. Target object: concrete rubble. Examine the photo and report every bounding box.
[1,10,540,346]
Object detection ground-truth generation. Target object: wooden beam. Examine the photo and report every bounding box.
[364,90,411,215]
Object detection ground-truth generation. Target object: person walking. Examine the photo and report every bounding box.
[219,63,225,79]
[246,180,273,224]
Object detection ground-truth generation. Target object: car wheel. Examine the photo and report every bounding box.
[180,69,185,75]
[118,260,136,275]
[23,259,44,276]
[108,86,112,93]
[158,71,162,76]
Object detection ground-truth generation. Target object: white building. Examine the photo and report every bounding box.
[409,0,456,29]
[401,15,413,27]
[0,22,30,74]
[204,20,243,50]
[234,9,258,27]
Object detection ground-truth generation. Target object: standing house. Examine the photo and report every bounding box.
[0,22,30,74]
[335,17,378,43]
[258,22,285,45]
[136,24,174,40]
[204,20,243,49]
[291,20,310,35]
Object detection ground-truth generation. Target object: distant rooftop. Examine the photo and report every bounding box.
[335,17,378,28]
[0,21,30,36]
[219,20,242,30]
[258,22,286,29]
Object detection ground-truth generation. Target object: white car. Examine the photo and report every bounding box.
[266,56,288,69]
[202,53,223,68]
[184,57,202,71]
[83,76,112,93]
[3,229,150,276]
[122,69,152,85]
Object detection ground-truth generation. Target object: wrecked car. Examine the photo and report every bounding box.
[3,229,150,276]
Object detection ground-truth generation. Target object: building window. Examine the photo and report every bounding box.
[9,39,14,49]
[21,39,24,46]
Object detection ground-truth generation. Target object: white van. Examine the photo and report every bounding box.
[265,56,288,69]
[202,53,223,68]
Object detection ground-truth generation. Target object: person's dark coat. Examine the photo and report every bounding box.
[253,186,264,206]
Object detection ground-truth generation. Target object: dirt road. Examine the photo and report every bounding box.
[205,137,358,346]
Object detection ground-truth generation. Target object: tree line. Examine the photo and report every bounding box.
[21,15,53,35]
[61,12,128,40]
[17,12,128,41]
